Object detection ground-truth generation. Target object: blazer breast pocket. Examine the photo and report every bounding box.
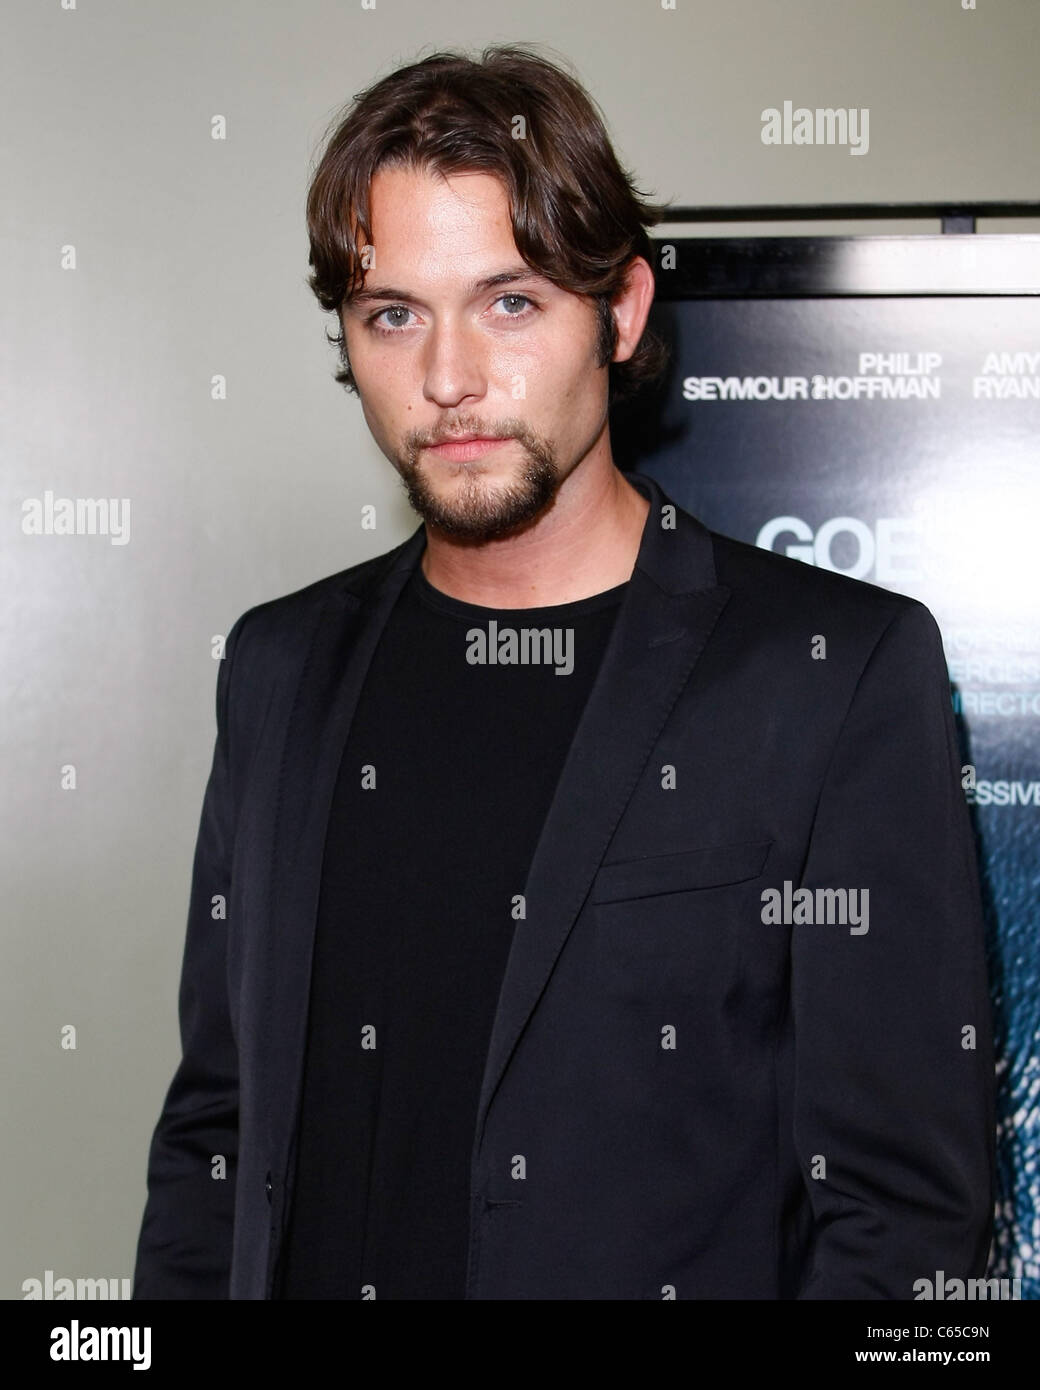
[589,839,774,1004]
[590,838,773,905]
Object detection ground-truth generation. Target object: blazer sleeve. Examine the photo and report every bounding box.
[132,612,249,1299]
[791,600,996,1299]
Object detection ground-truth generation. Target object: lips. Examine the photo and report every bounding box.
[424,435,511,462]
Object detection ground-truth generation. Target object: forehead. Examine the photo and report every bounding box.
[363,166,519,271]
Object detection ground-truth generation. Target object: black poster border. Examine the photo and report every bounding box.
[651,234,1040,300]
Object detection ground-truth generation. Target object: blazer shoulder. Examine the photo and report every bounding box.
[704,526,949,679]
[709,528,929,625]
[225,532,419,663]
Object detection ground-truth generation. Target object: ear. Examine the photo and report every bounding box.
[608,256,656,365]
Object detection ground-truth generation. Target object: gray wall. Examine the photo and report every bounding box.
[4,0,1038,1298]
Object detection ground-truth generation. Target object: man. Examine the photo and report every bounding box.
[133,44,995,1300]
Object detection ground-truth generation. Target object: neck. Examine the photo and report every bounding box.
[419,460,650,608]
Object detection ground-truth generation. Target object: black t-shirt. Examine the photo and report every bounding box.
[275,561,626,1299]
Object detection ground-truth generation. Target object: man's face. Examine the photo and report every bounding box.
[341,165,610,542]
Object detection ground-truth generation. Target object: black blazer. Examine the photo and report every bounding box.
[133,470,995,1300]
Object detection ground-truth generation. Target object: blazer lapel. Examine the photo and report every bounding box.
[472,472,731,1145]
[263,529,425,1166]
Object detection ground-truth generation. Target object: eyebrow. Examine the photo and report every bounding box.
[347,266,553,311]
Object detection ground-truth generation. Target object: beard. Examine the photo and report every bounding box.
[392,417,560,542]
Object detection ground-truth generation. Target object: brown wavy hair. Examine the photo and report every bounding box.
[305,43,671,406]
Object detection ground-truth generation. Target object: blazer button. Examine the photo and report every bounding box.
[265,1173,273,1203]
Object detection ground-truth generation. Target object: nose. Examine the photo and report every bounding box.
[422,319,488,408]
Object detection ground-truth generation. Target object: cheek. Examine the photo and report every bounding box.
[358,382,401,443]
[348,325,400,383]
[496,336,591,405]
[485,341,541,394]
[356,355,409,417]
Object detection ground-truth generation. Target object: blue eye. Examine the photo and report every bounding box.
[370,305,412,330]
[366,294,537,334]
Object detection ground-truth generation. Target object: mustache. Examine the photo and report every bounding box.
[423,430,513,446]
[411,417,535,451]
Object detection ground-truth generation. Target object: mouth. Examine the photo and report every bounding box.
[424,435,511,462]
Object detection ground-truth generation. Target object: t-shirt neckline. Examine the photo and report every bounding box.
[411,560,629,622]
